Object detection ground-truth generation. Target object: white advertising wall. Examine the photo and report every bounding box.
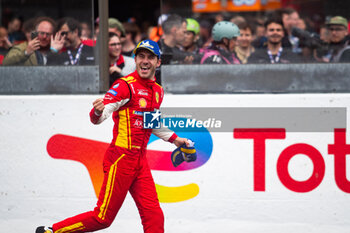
[1,94,350,233]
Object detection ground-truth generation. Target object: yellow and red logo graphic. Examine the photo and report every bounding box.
[46,120,213,203]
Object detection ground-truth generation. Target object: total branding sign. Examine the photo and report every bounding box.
[1,94,350,233]
[234,128,349,193]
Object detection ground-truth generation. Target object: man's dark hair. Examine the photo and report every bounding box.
[279,7,297,16]
[162,14,185,35]
[123,22,140,42]
[56,17,82,37]
[34,16,56,31]
[8,16,22,26]
[23,17,37,33]
[108,32,120,39]
[264,17,284,29]
[237,21,255,35]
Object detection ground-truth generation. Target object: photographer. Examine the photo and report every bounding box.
[3,17,55,66]
[324,16,350,62]
[297,16,350,63]
[279,8,302,54]
[291,26,326,63]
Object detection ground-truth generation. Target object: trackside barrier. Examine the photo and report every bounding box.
[1,63,350,94]
[161,63,350,94]
[1,94,350,232]
[0,66,100,94]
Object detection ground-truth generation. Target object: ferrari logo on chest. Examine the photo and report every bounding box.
[155,92,159,103]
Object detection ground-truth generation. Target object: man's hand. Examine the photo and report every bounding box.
[109,66,122,74]
[93,98,105,115]
[173,137,190,147]
[50,31,65,52]
[1,36,12,49]
[171,138,197,167]
[183,55,194,64]
[26,38,40,55]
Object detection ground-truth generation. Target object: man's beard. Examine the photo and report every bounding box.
[268,37,282,45]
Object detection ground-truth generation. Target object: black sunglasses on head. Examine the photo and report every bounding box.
[60,31,69,37]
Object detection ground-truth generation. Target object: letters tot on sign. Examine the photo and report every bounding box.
[234,128,350,193]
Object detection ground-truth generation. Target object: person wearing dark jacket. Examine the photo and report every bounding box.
[248,17,300,64]
[47,17,95,65]
[323,16,350,63]
[157,14,188,65]
[3,17,55,66]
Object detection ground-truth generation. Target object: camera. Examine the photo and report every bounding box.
[291,27,329,57]
[31,31,38,39]
[161,50,202,65]
[291,27,324,49]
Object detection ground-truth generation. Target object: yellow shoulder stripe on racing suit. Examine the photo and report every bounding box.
[121,76,137,84]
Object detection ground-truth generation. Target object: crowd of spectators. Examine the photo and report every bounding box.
[0,8,349,84]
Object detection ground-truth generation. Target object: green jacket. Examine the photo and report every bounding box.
[2,42,38,66]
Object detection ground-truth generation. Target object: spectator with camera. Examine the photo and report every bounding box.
[3,17,55,66]
[248,17,300,64]
[47,17,95,65]
[279,8,301,54]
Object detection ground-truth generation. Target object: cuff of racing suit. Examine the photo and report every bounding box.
[89,108,101,124]
[168,133,178,143]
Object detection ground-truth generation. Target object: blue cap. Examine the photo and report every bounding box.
[133,39,161,58]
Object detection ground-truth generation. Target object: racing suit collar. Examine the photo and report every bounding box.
[132,70,156,87]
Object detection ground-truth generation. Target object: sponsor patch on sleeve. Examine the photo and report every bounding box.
[133,110,144,116]
[107,89,118,96]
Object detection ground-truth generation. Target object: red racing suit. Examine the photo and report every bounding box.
[52,71,177,233]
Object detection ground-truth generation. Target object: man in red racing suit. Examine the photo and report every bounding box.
[36,39,190,233]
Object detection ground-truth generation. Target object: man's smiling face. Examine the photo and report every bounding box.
[135,49,161,79]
